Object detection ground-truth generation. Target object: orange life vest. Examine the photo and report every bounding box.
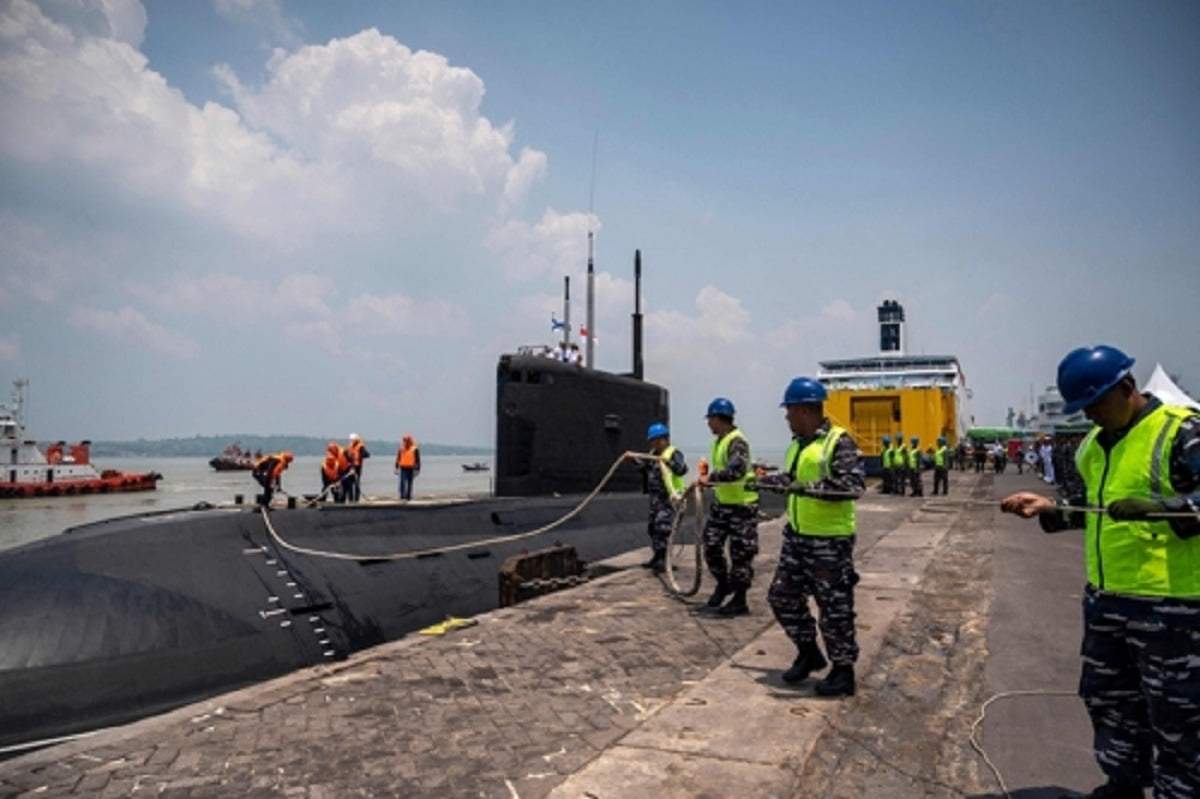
[396,441,418,469]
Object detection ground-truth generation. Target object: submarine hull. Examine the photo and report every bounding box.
[0,493,648,750]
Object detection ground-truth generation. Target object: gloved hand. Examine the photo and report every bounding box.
[744,478,758,493]
[787,480,818,496]
[1107,498,1166,521]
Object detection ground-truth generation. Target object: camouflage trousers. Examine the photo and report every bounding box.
[646,495,678,557]
[1080,586,1200,798]
[702,502,759,591]
[767,529,860,665]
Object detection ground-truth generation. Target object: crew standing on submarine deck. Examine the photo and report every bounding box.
[1000,345,1200,799]
[757,377,865,697]
[626,422,687,573]
[697,397,759,617]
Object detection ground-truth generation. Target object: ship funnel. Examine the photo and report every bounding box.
[632,250,644,380]
[878,300,905,356]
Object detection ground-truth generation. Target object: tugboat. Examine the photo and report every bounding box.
[0,379,162,499]
[209,443,259,471]
[0,251,694,753]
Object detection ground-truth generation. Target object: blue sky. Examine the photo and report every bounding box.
[1,0,1197,450]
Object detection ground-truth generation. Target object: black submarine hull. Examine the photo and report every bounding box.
[0,493,650,750]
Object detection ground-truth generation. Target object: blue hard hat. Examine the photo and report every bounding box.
[911,436,919,444]
[706,397,736,418]
[1058,345,1135,414]
[780,376,827,406]
[647,422,669,441]
[881,435,890,443]
[937,436,947,445]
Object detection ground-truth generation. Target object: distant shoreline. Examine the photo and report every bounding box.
[63,435,491,459]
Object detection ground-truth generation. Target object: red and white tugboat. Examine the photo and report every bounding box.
[0,379,162,499]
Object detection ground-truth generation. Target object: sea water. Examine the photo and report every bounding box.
[0,454,495,552]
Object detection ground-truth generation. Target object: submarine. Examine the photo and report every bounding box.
[0,252,672,752]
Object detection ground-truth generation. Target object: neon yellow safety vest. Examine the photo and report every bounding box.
[654,444,686,499]
[710,429,758,505]
[1075,404,1199,598]
[785,425,856,537]
[896,446,908,469]
[907,447,919,470]
[934,446,947,468]
[881,447,892,469]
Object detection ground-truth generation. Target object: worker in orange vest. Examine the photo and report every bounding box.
[346,434,370,502]
[394,435,420,500]
[252,451,293,506]
[321,442,349,503]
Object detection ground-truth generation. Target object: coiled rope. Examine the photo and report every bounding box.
[260,451,664,562]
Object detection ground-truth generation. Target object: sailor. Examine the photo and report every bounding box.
[395,435,420,500]
[759,377,865,696]
[931,437,949,495]
[893,433,908,496]
[1000,345,1200,799]
[879,435,893,494]
[252,451,293,506]
[697,397,759,616]
[628,422,687,573]
[321,442,348,503]
[908,436,924,497]
[346,434,369,502]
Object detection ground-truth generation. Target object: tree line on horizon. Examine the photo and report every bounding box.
[76,434,492,459]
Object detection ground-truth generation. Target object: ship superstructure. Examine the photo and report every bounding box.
[817,301,968,472]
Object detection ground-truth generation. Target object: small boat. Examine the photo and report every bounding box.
[461,462,491,472]
[209,443,259,471]
[0,379,162,499]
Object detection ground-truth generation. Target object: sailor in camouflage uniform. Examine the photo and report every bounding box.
[631,422,688,573]
[759,377,865,697]
[697,397,759,617]
[1002,346,1200,799]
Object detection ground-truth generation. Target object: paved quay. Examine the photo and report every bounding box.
[0,468,1101,798]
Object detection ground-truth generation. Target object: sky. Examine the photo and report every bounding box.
[1,0,1197,451]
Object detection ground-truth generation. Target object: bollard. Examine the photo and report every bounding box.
[287,496,297,509]
[234,494,244,505]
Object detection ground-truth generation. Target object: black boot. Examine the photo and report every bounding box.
[814,664,855,697]
[649,552,666,574]
[781,642,827,684]
[716,589,749,617]
[706,579,731,608]
[1058,780,1146,799]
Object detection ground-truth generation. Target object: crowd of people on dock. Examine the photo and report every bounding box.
[249,434,422,504]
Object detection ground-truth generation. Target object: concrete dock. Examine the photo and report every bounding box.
[0,469,1107,798]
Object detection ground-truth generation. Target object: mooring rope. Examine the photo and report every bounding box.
[259,451,664,562]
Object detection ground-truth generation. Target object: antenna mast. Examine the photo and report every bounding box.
[585,131,598,369]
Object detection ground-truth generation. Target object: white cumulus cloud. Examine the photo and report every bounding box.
[68,306,200,359]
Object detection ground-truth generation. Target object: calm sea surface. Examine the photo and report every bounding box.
[0,454,495,552]
[0,446,791,553]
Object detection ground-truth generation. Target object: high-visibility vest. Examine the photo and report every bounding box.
[896,445,908,469]
[396,443,418,469]
[322,448,346,481]
[347,440,365,468]
[881,447,892,469]
[1076,404,1199,597]
[907,447,919,470]
[654,445,686,499]
[710,429,758,506]
[785,425,856,537]
[934,446,947,468]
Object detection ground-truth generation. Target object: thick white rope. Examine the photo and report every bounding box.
[260,451,662,562]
